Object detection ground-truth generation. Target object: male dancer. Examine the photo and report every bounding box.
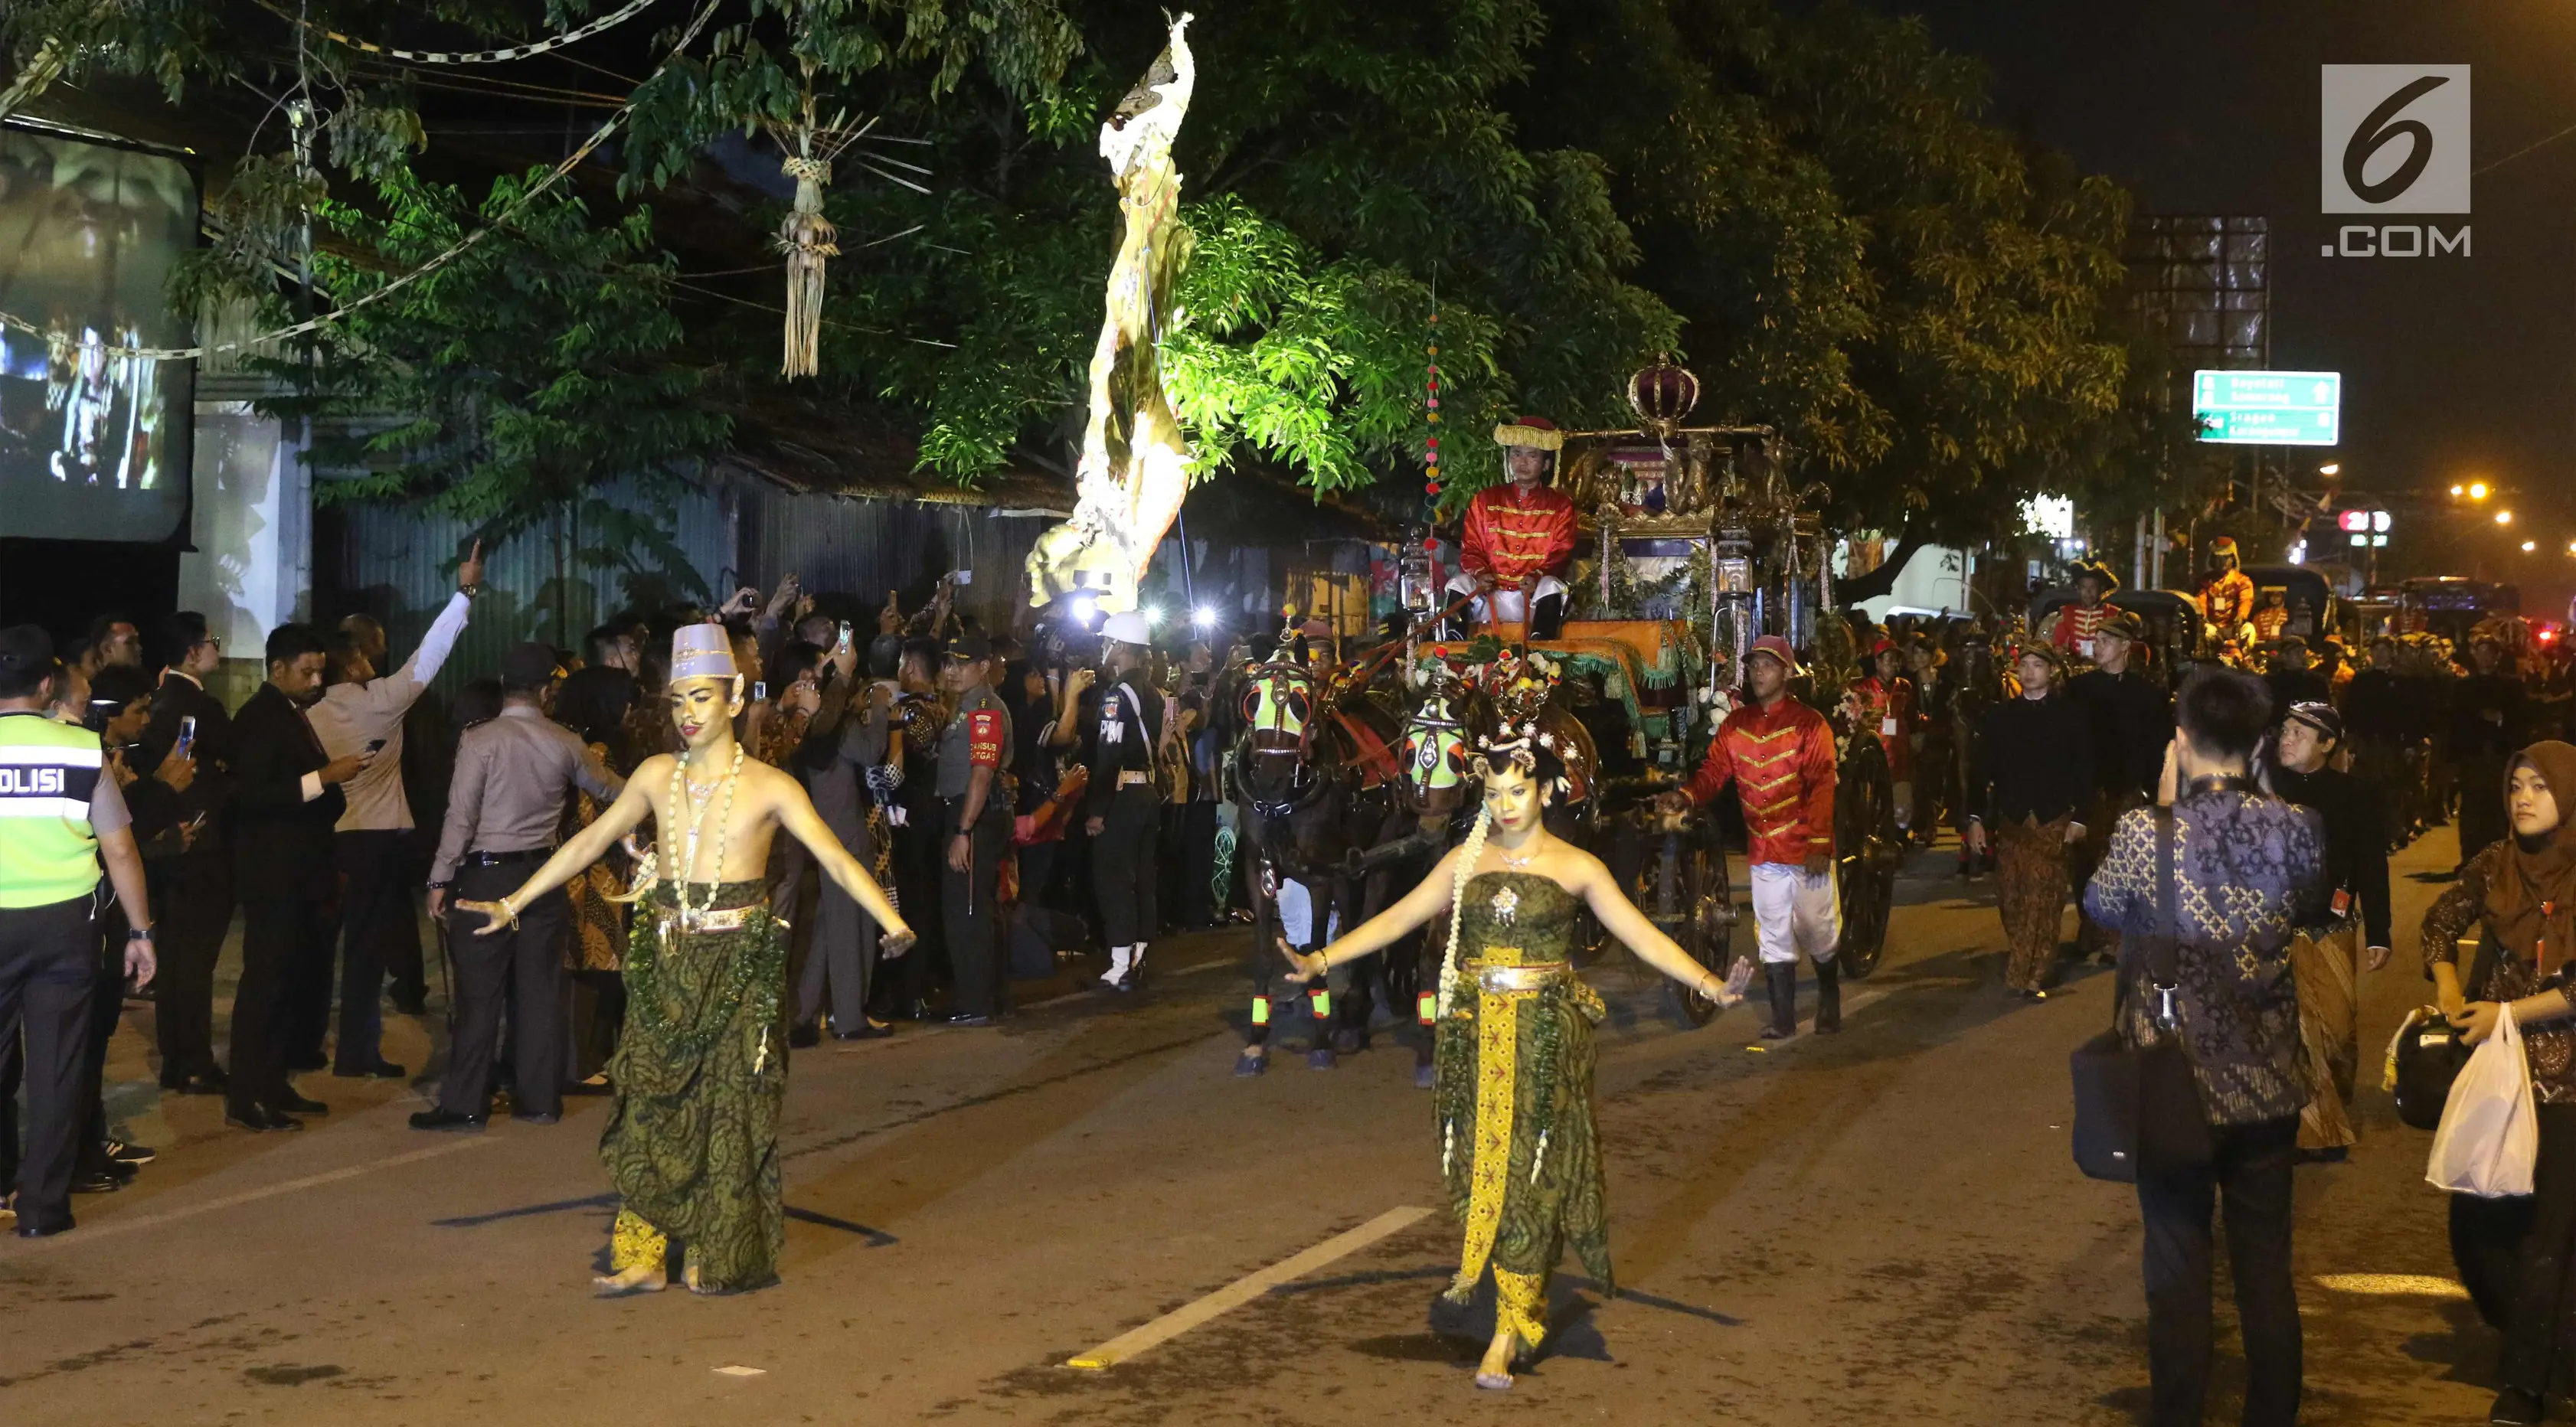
[455,625,915,1295]
[1659,635,1840,1037]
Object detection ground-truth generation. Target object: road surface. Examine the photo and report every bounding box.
[0,829,2505,1424]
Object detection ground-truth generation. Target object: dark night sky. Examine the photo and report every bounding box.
[1857,0,2576,613]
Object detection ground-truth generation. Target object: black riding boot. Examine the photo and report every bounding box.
[1813,955,1841,1034]
[1528,592,1568,639]
[1762,962,1798,1040]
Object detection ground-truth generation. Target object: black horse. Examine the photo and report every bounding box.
[1230,659,1414,1073]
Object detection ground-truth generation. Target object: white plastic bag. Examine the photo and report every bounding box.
[2427,1003,2539,1198]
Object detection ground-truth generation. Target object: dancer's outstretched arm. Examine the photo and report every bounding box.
[455,759,665,935]
[1569,849,1750,1004]
[772,773,917,956]
[1279,844,1469,979]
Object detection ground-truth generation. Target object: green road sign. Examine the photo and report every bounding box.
[2192,370,2342,446]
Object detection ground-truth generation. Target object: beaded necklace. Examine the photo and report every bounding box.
[669,742,745,919]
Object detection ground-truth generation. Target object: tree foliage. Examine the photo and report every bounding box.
[1519,0,2134,540]
[6,0,2176,548]
[257,165,727,586]
[816,0,1672,498]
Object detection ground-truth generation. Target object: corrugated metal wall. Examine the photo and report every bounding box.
[322,473,1061,691]
[322,475,734,693]
[733,481,1056,635]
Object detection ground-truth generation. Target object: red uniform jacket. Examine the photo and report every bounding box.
[1851,674,1919,780]
[2202,569,2255,634]
[1460,482,1578,586]
[2048,601,2109,656]
[1682,697,1839,867]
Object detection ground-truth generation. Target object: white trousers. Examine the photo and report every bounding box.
[1749,861,1840,965]
[1445,572,1568,625]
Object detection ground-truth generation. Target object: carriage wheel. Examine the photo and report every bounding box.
[1659,837,1740,1029]
[1833,737,1902,978]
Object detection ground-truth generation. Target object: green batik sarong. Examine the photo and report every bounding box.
[1431,871,1613,1350]
[601,880,789,1293]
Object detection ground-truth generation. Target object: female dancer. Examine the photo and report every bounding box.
[1278,733,1751,1389]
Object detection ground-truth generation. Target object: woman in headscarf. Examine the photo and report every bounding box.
[2424,740,2576,1426]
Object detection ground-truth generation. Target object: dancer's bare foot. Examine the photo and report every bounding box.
[592,1264,664,1297]
[1474,1328,1517,1389]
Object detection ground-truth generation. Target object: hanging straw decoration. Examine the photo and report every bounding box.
[776,145,839,378]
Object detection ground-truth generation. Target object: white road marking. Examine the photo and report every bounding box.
[1065,1205,1433,1370]
[12,1138,492,1253]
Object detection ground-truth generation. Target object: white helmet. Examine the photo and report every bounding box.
[1099,611,1154,648]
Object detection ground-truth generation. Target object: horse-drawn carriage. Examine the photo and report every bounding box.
[2026,584,2208,671]
[1231,388,1902,1068]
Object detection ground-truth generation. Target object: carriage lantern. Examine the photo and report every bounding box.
[1626,354,1701,443]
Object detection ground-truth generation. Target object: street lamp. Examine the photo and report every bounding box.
[2524,540,2540,553]
[2452,483,2466,496]
[2498,509,2516,525]
[2470,481,2493,501]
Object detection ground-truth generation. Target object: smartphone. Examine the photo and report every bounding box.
[837,620,854,650]
[365,737,387,755]
[950,569,974,586]
[176,715,198,759]
[754,681,770,703]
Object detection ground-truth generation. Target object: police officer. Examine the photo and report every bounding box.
[936,635,1013,1026]
[1087,612,1163,992]
[0,627,157,1237]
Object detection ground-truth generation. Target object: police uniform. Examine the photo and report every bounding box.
[1087,626,1164,988]
[936,642,1013,1020]
[0,708,131,1235]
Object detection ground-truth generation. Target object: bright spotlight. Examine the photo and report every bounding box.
[1069,594,1098,626]
[2523,540,2539,553]
[2318,463,2340,476]
[1192,605,1215,629]
[2471,482,2492,500]
[1143,604,1165,628]
[2452,484,2466,496]
[2499,510,2516,525]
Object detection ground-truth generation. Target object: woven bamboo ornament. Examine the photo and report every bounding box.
[777,151,839,378]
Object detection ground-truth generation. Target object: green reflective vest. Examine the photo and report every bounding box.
[0,712,104,909]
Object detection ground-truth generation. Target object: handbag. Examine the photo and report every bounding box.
[2389,1007,2470,1131]
[2388,933,2498,1131]
[2071,808,2217,1182]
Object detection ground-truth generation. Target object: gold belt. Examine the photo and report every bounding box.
[1473,961,1573,994]
[662,903,768,934]
[1117,769,1152,788]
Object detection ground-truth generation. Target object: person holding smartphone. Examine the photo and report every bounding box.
[308,540,480,1079]
[136,612,234,1097]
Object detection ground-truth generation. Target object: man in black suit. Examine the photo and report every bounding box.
[225,625,368,1131]
[135,612,236,1096]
